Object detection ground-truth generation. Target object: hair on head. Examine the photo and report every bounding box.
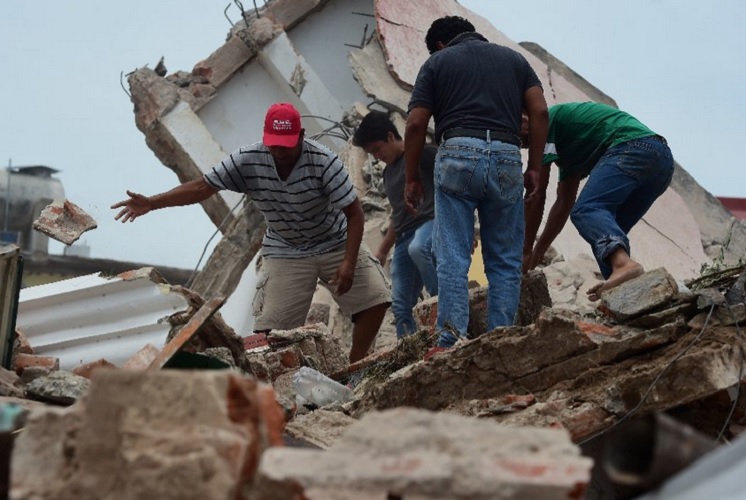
[425,16,475,54]
[353,111,401,147]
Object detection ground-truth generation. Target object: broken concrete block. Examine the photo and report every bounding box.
[0,367,23,398]
[717,302,746,326]
[25,371,89,406]
[11,370,285,500]
[413,270,551,339]
[12,353,59,375]
[625,302,696,329]
[202,346,237,368]
[32,199,97,245]
[9,405,86,500]
[18,366,52,386]
[71,359,116,379]
[517,269,553,326]
[413,295,438,332]
[254,324,347,380]
[600,268,679,321]
[193,36,257,89]
[284,409,356,449]
[253,408,592,499]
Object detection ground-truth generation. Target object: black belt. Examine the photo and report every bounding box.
[442,127,521,146]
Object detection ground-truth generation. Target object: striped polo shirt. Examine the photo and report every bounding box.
[204,139,358,258]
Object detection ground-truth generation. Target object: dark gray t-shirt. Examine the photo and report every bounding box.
[409,32,542,143]
[383,145,436,235]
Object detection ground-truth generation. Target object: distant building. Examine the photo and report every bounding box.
[1,165,64,254]
[1,165,191,287]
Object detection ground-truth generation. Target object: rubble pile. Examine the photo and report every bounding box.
[352,267,745,443]
[7,264,742,498]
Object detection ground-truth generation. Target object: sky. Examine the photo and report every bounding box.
[2,0,744,271]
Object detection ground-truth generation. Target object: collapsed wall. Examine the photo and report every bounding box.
[126,0,744,323]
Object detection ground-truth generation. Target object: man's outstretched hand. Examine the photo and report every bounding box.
[111,190,152,223]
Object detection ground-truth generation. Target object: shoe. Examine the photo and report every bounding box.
[424,346,450,361]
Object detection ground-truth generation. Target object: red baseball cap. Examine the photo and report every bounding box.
[263,103,302,147]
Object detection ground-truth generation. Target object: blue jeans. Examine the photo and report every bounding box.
[571,136,674,278]
[434,136,524,348]
[391,219,438,337]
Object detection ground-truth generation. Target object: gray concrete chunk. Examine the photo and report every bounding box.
[601,268,679,321]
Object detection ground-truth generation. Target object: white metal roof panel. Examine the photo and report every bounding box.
[17,271,188,370]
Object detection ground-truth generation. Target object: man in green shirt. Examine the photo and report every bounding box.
[522,102,674,300]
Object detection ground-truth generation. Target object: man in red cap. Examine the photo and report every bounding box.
[112,102,391,364]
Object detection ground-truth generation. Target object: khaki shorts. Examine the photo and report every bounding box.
[252,243,391,331]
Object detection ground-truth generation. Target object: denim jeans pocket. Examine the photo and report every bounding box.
[436,147,480,196]
[612,140,664,181]
[496,157,523,204]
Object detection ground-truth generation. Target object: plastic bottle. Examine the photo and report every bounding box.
[292,366,354,407]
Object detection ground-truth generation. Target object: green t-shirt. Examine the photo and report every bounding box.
[543,102,657,180]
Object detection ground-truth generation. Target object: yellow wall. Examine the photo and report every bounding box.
[467,241,487,285]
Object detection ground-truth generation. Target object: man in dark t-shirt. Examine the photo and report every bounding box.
[404,16,548,354]
[354,111,437,338]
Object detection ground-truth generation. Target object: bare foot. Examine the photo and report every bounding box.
[587,262,645,301]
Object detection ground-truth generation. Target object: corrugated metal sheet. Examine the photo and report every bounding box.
[17,270,189,370]
[0,244,23,368]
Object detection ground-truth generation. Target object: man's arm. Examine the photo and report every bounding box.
[527,175,581,270]
[111,178,218,223]
[330,197,365,296]
[404,106,432,214]
[375,220,396,264]
[523,163,551,271]
[523,86,549,201]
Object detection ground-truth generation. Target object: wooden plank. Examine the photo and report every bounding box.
[147,295,225,371]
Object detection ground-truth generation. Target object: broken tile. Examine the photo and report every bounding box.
[32,199,97,245]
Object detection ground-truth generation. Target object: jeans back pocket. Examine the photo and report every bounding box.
[436,147,481,196]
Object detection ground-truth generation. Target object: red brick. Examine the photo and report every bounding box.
[12,353,59,374]
[13,328,33,355]
[576,320,615,336]
[279,349,301,369]
[72,359,117,379]
[500,394,536,408]
[123,344,161,370]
